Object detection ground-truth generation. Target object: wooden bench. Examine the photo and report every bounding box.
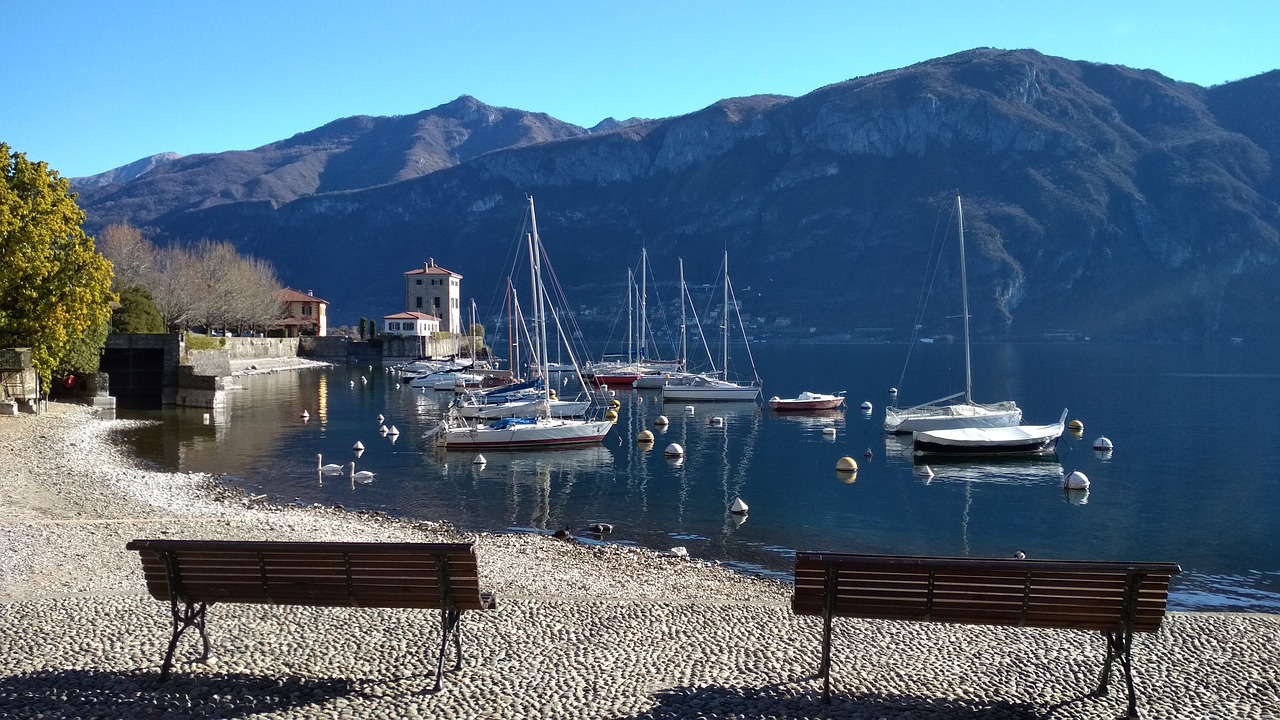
[127,539,496,690]
[792,552,1180,718]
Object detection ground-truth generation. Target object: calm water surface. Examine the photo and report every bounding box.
[118,341,1280,612]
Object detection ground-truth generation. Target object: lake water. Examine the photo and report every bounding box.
[117,341,1280,613]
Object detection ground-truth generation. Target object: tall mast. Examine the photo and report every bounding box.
[957,192,973,405]
[639,247,647,362]
[528,196,549,410]
[626,268,634,363]
[722,250,730,377]
[679,258,687,371]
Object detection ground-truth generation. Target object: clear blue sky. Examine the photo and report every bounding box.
[7,1,1277,179]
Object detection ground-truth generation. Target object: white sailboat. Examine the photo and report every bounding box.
[913,408,1068,458]
[883,193,1022,433]
[661,251,762,402]
[433,196,613,450]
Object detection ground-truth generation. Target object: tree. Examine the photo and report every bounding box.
[98,222,154,289]
[0,144,116,388]
[113,285,166,333]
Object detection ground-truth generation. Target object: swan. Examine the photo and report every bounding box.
[316,453,343,475]
[348,462,375,483]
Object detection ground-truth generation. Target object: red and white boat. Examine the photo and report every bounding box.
[768,390,846,412]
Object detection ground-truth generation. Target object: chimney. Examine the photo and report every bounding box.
[307,289,313,296]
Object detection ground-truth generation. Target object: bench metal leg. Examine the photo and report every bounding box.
[161,598,210,681]
[434,607,462,691]
[819,608,834,703]
[1098,630,1139,718]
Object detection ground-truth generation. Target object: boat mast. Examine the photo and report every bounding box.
[528,196,550,414]
[722,250,730,379]
[957,192,973,405]
[679,258,687,371]
[639,247,647,363]
[626,267,634,364]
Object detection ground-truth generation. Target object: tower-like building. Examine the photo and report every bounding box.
[404,259,462,334]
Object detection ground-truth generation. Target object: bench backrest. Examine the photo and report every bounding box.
[127,539,488,611]
[793,552,1180,633]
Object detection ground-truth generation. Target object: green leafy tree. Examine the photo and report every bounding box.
[113,285,166,333]
[0,144,116,388]
[359,317,368,340]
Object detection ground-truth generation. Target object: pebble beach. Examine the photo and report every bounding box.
[1,403,1277,719]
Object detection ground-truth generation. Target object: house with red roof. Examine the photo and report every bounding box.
[277,288,328,337]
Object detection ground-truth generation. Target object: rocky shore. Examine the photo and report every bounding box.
[1,403,1277,719]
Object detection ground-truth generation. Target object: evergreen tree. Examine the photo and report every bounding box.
[113,285,166,333]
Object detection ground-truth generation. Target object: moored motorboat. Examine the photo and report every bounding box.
[768,390,846,412]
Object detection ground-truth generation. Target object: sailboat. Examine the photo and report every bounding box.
[913,408,1069,458]
[432,196,614,450]
[883,193,1022,433]
[661,251,762,402]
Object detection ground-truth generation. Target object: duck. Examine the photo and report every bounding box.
[316,453,344,475]
[553,526,574,541]
[588,522,614,534]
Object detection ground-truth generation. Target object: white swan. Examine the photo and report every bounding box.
[316,453,344,475]
[348,461,375,483]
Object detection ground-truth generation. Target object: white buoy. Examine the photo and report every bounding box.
[710,416,724,427]
[859,401,872,411]
[388,425,399,436]
[730,497,749,515]
[1093,436,1113,450]
[655,415,669,426]
[836,456,859,472]
[361,376,367,384]
[300,410,310,419]
[822,427,837,438]
[353,441,365,451]
[473,454,486,465]
[664,443,684,457]
[889,387,898,395]
[1064,471,1090,490]
[637,430,655,443]
[379,425,389,436]
[377,414,385,424]
[685,405,695,414]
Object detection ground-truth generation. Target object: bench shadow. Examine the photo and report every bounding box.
[0,668,357,718]
[615,680,1061,719]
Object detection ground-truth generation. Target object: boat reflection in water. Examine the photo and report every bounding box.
[433,445,617,534]
[912,457,1066,487]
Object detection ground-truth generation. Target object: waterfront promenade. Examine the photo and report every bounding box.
[1,403,1276,718]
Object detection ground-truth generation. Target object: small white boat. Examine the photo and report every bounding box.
[768,390,846,412]
[913,409,1068,458]
[662,373,760,401]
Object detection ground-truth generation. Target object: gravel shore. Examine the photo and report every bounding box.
[1,403,1277,719]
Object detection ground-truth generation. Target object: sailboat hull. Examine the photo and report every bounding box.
[912,420,1064,458]
[438,419,615,450]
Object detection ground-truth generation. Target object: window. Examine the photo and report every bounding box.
[434,297,440,308]
[416,279,422,285]
[302,305,311,316]
[416,297,423,309]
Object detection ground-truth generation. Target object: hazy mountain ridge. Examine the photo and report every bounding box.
[76,49,1280,340]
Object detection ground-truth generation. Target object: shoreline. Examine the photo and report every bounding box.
[1,403,1277,718]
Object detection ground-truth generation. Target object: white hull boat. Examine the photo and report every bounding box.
[434,196,612,451]
[662,373,760,401]
[912,409,1068,458]
[768,390,846,412]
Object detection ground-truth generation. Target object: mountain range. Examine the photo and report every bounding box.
[72,48,1280,341]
